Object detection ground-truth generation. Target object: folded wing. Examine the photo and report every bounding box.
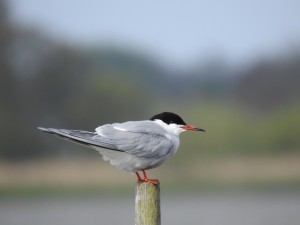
[38,120,173,159]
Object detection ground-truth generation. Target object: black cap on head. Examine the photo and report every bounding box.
[150,112,186,125]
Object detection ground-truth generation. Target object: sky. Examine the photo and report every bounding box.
[9,0,300,68]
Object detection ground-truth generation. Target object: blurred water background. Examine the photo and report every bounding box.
[1,0,300,224]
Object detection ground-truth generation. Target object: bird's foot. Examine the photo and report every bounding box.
[143,178,159,185]
[141,169,159,185]
[135,170,159,185]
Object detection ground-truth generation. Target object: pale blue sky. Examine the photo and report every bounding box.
[9,0,300,68]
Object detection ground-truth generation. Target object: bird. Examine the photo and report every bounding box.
[38,112,205,185]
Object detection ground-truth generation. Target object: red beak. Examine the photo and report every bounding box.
[181,125,205,132]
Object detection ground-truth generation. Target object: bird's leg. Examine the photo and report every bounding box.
[142,169,158,185]
[135,172,143,183]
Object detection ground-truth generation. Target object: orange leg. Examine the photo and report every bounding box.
[142,169,158,185]
[135,172,143,183]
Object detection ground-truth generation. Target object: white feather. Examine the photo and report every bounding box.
[113,126,128,131]
[154,119,185,136]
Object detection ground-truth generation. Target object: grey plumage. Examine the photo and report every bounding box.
[37,127,118,150]
[38,120,177,172]
[38,112,204,183]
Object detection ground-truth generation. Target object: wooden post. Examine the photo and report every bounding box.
[135,181,161,225]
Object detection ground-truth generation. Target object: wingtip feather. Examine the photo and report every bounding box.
[37,127,53,133]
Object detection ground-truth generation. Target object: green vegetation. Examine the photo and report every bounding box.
[0,0,300,196]
[1,0,299,159]
[181,102,300,157]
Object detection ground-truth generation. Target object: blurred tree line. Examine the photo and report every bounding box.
[1,0,299,160]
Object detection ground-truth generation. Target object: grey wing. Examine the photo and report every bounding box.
[37,127,121,151]
[38,121,174,159]
[115,131,173,159]
[96,121,174,159]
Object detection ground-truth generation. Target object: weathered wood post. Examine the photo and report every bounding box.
[135,181,161,225]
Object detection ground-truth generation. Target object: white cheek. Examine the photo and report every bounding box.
[169,124,185,136]
[154,120,185,136]
[176,127,185,135]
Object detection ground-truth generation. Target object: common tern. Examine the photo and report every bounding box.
[38,112,205,184]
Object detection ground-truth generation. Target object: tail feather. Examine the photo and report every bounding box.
[37,127,120,151]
